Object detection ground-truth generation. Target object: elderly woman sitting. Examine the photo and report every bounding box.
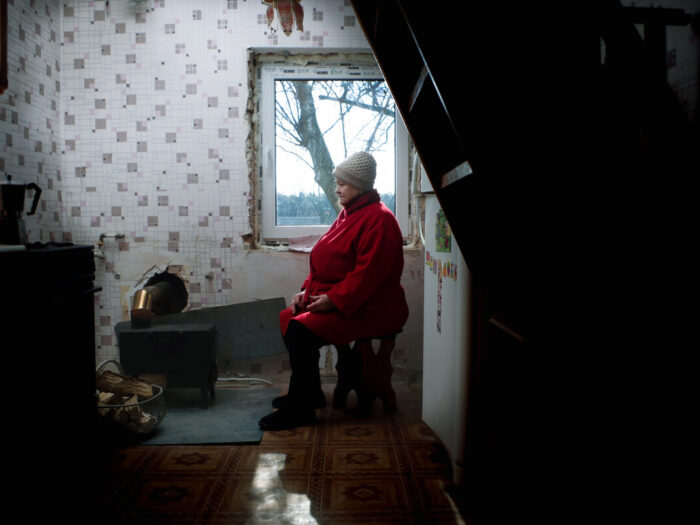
[259,151,409,431]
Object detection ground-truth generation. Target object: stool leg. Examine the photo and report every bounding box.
[333,344,359,409]
[355,338,397,415]
[356,340,378,416]
[374,339,397,413]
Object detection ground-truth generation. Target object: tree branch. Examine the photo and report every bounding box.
[317,94,395,118]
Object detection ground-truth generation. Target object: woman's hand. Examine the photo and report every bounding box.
[306,294,335,313]
[291,291,306,314]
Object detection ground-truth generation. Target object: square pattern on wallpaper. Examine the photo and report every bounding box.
[54,0,370,358]
[57,0,366,249]
[0,0,63,241]
[60,0,260,255]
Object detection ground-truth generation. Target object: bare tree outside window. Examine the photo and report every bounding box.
[274,79,397,226]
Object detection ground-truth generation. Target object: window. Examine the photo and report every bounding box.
[257,56,409,242]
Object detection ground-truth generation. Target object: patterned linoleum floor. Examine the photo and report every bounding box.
[94,379,469,524]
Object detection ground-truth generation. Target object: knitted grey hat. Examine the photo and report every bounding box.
[333,151,377,192]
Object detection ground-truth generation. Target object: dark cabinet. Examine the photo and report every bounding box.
[1,243,101,511]
[1,243,99,425]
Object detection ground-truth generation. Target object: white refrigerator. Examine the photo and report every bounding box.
[421,191,473,485]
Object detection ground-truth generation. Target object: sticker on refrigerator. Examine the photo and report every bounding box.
[437,261,443,333]
[435,209,451,253]
[425,251,458,282]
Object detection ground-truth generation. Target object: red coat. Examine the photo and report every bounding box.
[280,190,409,345]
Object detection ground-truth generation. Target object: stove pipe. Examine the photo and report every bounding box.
[130,271,188,327]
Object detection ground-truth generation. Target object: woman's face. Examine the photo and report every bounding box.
[335,178,363,207]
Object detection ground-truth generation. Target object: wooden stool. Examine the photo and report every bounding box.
[333,335,397,416]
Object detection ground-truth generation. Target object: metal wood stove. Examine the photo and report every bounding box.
[118,323,218,408]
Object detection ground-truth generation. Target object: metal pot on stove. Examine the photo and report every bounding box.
[0,175,42,244]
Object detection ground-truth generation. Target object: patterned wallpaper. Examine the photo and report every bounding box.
[0,0,423,370]
[1,0,62,238]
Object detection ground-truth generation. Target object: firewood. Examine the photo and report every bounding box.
[96,370,154,399]
[111,406,129,426]
[123,395,155,428]
[97,392,121,405]
[124,394,138,406]
[110,394,135,425]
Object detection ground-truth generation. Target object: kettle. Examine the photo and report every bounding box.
[0,175,42,218]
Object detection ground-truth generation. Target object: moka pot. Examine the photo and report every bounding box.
[0,175,42,244]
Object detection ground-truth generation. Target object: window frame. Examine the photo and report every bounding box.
[258,60,409,242]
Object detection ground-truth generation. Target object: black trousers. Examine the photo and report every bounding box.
[284,320,328,407]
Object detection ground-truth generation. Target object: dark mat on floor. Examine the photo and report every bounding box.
[139,387,281,445]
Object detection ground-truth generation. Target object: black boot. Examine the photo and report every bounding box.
[274,345,326,408]
[273,341,326,409]
[260,321,327,430]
